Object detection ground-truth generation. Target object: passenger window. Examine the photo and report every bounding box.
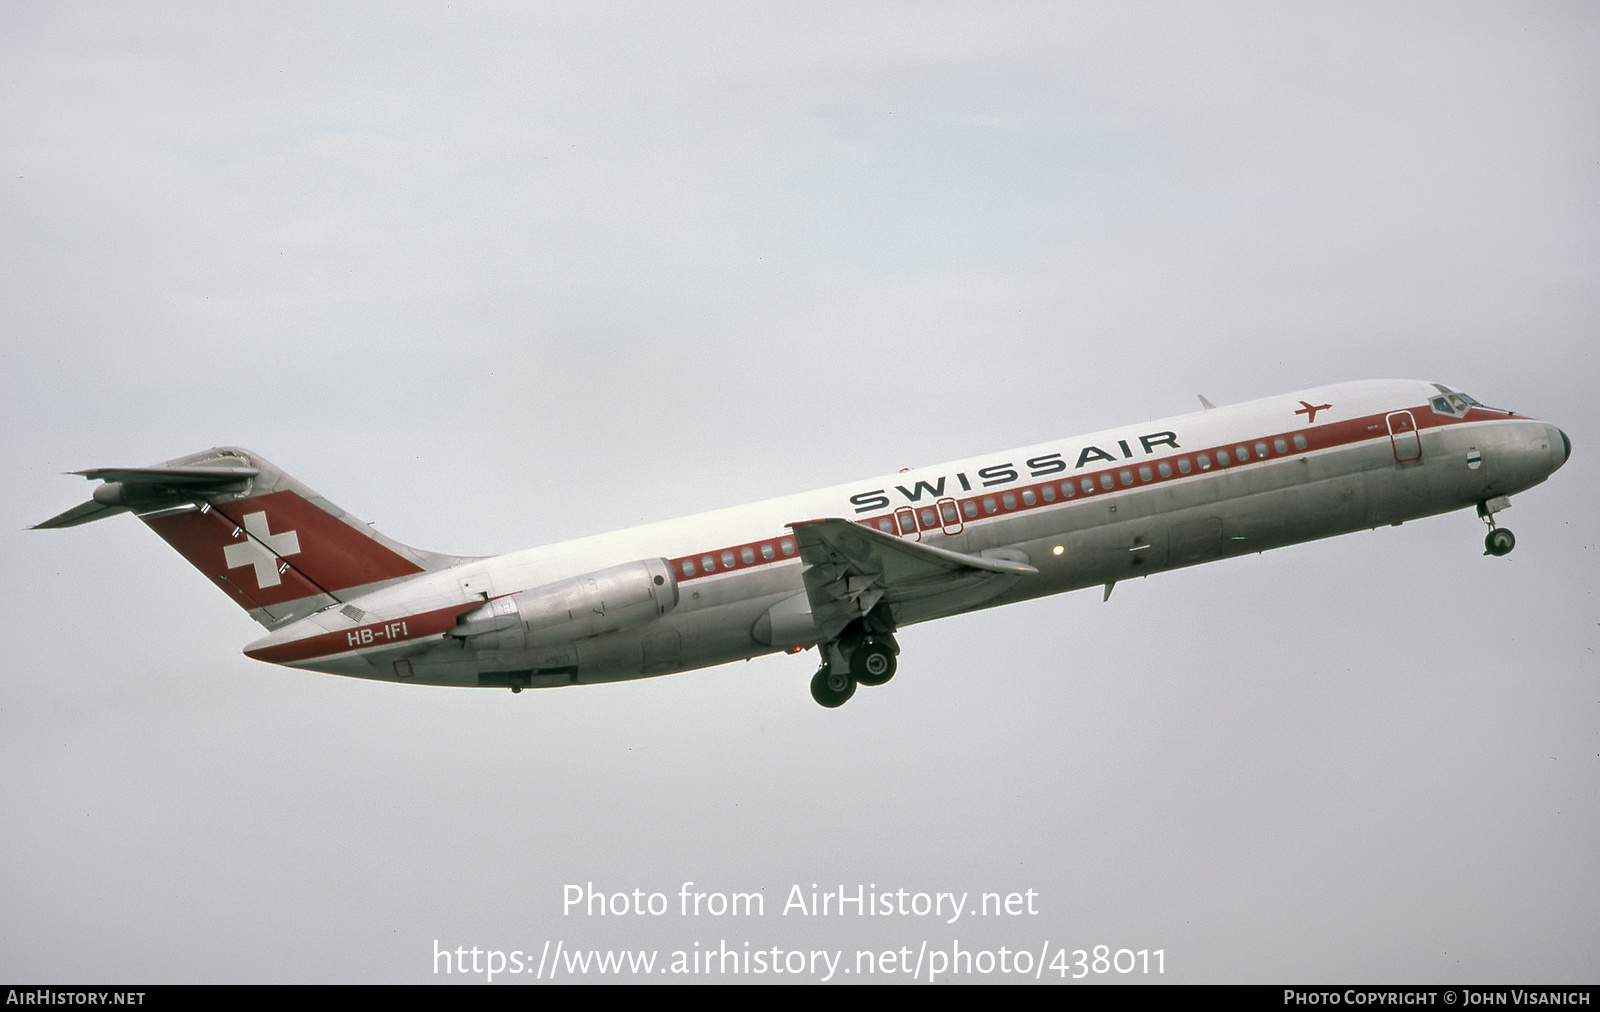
[877,519,894,533]
[1274,438,1288,454]
[1138,465,1152,481]
[1082,477,1096,494]
[940,501,959,524]
[1002,493,1016,510]
[721,551,736,569]
[920,508,936,528]
[1198,453,1211,469]
[1099,473,1114,490]
[1119,470,1133,486]
[1293,434,1307,451]
[1235,445,1248,461]
[1255,442,1268,459]
[1177,457,1191,474]
[761,543,775,560]
[1217,450,1230,466]
[1157,461,1172,478]
[780,538,795,556]
[963,500,978,519]
[740,547,755,564]
[984,497,998,514]
[1041,485,1056,502]
[1062,481,1075,498]
[701,555,716,572]
[1022,490,1036,506]
[681,559,696,577]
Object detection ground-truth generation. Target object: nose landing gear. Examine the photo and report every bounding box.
[1484,527,1516,557]
[1478,496,1516,556]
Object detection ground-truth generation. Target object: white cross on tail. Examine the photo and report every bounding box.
[222,511,302,589]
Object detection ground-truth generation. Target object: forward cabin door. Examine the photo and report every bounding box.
[1386,411,1422,463]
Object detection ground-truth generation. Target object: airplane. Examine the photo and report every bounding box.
[36,379,1570,707]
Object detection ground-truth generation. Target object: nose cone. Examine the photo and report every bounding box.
[1548,424,1571,474]
[1492,420,1570,496]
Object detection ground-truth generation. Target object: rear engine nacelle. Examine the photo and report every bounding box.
[451,558,679,650]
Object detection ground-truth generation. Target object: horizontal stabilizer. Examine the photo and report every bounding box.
[36,446,473,629]
[33,499,130,529]
[35,462,260,529]
[72,465,260,485]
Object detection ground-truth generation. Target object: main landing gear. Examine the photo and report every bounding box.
[810,664,855,708]
[1478,497,1516,557]
[809,633,899,708]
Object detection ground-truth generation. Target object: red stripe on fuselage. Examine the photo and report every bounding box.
[664,403,1511,583]
[245,603,479,663]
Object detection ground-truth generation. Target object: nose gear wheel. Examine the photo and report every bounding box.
[1484,528,1516,556]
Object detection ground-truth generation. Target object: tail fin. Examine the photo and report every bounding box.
[36,447,472,629]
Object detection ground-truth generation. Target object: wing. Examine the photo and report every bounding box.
[788,518,1037,641]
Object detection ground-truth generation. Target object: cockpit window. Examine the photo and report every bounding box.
[1429,385,1482,418]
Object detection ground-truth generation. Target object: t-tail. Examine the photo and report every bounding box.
[34,446,470,629]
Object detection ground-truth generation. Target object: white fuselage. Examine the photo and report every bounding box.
[243,379,1568,691]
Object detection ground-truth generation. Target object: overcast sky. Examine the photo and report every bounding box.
[3,2,1596,984]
